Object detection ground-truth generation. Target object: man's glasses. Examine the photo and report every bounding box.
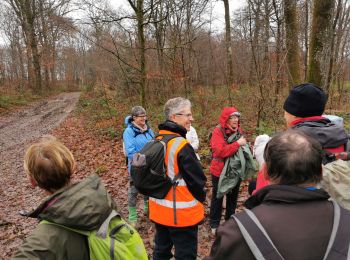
[175,113,193,119]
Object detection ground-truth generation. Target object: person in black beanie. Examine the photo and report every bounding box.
[251,83,349,195]
[283,83,348,155]
[283,83,327,120]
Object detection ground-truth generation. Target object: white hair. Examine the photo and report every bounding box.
[164,97,191,120]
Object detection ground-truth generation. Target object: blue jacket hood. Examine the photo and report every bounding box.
[125,115,132,126]
[124,115,153,135]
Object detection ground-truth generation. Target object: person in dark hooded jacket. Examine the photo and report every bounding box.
[209,107,247,235]
[12,137,117,259]
[253,83,349,194]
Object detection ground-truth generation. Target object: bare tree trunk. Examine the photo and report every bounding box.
[128,0,146,106]
[8,0,42,92]
[263,0,270,82]
[272,0,282,95]
[38,0,50,89]
[17,41,26,90]
[248,0,264,128]
[150,0,167,98]
[137,0,146,107]
[181,47,188,97]
[325,0,342,92]
[304,0,309,81]
[223,0,234,87]
[307,0,335,88]
[284,0,301,85]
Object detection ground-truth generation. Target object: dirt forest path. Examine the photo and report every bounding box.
[0,92,81,258]
[0,92,249,259]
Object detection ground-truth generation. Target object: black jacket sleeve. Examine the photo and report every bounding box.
[178,143,206,202]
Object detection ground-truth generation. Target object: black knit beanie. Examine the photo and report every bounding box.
[283,83,327,117]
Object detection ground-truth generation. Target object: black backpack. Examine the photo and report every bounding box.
[130,134,181,199]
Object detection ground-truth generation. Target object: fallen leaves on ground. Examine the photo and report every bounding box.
[52,115,250,258]
[2,114,250,259]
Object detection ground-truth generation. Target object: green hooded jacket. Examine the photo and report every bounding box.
[12,174,117,260]
[217,133,258,198]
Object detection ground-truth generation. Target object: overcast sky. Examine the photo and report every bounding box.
[0,0,247,46]
[114,0,247,32]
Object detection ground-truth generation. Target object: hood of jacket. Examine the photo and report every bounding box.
[244,184,330,209]
[28,174,115,230]
[158,120,187,138]
[291,118,349,149]
[219,107,240,130]
[124,115,150,134]
[125,115,132,126]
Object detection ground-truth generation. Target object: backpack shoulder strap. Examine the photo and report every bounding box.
[324,199,350,260]
[232,209,284,260]
[156,133,180,143]
[155,134,185,182]
[96,210,119,238]
[234,200,350,260]
[40,210,120,238]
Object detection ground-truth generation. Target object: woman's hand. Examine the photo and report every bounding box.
[237,136,247,146]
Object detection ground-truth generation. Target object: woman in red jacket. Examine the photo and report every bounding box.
[209,107,247,234]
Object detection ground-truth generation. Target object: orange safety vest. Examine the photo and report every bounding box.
[149,130,204,227]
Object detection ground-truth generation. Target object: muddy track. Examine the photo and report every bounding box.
[0,92,80,258]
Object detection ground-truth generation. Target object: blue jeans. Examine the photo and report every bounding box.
[153,223,198,260]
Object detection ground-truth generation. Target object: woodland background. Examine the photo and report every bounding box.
[0,0,350,130]
[1,0,350,258]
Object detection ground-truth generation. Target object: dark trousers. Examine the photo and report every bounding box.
[209,175,241,228]
[153,223,198,260]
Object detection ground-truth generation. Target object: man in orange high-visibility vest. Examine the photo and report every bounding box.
[149,97,206,260]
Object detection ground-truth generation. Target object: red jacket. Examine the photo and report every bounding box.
[209,107,241,177]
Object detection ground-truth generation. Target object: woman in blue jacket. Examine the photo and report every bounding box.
[123,106,155,226]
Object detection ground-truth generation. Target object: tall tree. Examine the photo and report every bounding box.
[284,0,301,85]
[223,0,234,88]
[303,0,309,81]
[272,0,283,94]
[127,0,146,106]
[325,0,342,92]
[307,0,335,88]
[7,0,42,92]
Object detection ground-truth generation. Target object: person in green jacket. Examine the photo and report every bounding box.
[12,137,117,259]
